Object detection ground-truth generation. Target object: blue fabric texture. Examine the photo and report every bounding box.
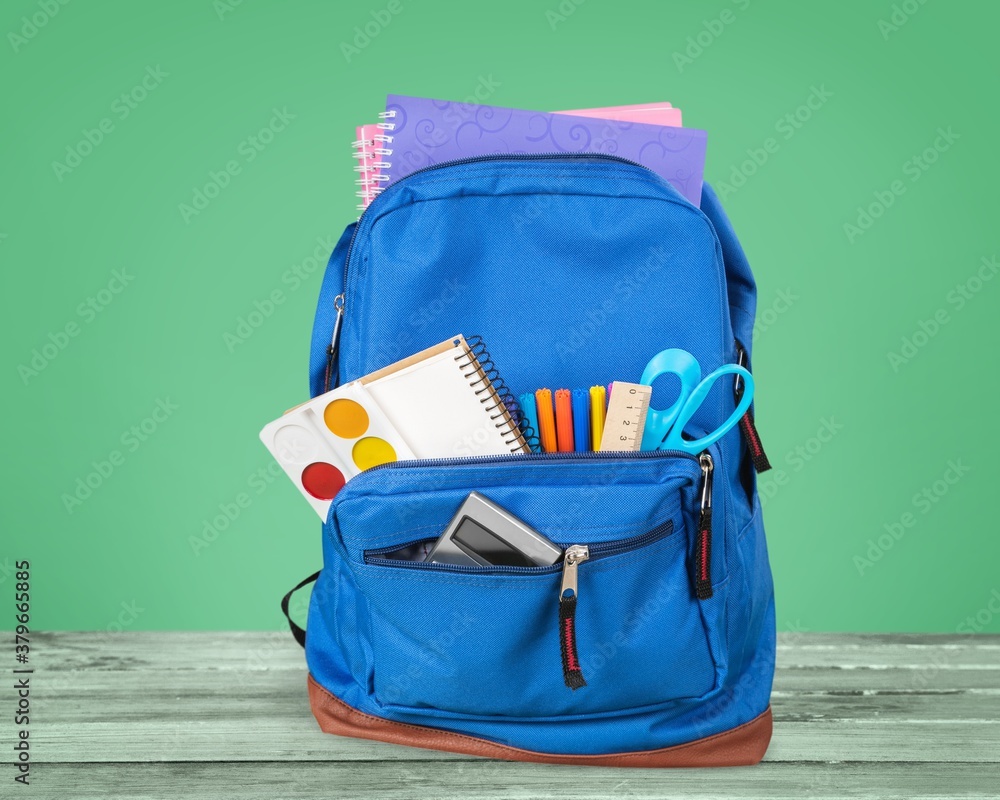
[304,155,775,756]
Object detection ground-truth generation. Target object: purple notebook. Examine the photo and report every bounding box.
[381,94,707,205]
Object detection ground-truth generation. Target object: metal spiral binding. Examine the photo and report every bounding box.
[454,335,535,453]
[351,126,395,211]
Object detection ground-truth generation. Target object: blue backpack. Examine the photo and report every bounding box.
[282,154,776,767]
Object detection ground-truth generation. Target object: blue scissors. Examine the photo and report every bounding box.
[640,349,755,453]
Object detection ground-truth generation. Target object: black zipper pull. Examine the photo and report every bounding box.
[694,453,714,600]
[558,545,589,690]
[323,293,345,393]
[734,341,771,472]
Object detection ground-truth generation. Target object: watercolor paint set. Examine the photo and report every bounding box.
[260,380,414,519]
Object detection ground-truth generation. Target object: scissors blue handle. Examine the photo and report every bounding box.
[639,349,754,454]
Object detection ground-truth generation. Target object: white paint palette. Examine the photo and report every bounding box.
[260,380,414,520]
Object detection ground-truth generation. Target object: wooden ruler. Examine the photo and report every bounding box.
[598,382,652,452]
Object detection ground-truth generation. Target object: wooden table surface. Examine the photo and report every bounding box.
[18,632,999,799]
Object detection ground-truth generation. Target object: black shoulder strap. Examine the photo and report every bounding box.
[280,571,320,648]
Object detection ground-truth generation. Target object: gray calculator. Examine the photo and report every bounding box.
[426,492,563,568]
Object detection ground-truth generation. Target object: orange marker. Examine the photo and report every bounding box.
[554,389,575,452]
[534,388,558,453]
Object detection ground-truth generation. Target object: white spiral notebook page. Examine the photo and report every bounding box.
[362,337,527,459]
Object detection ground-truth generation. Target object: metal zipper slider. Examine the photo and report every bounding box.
[695,453,714,599]
[323,294,345,393]
[699,453,714,511]
[558,545,589,690]
[560,545,590,600]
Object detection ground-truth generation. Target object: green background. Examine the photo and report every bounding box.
[2,0,997,633]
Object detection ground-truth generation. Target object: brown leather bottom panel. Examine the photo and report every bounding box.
[307,675,772,767]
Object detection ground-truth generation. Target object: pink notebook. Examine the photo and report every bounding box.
[556,102,683,127]
[354,101,690,209]
[352,123,391,210]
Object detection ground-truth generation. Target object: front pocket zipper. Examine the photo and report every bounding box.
[365,519,676,690]
[363,518,675,572]
[558,544,590,689]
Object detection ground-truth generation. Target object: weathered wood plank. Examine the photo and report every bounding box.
[26,718,1000,764]
[32,631,1000,671]
[29,668,1000,724]
[774,668,1000,693]
[25,761,1000,800]
[777,646,1000,669]
[32,631,303,672]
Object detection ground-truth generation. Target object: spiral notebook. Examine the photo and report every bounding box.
[352,101,687,210]
[366,94,706,206]
[361,335,529,459]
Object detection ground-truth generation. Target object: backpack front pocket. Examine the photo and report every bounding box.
[329,453,721,719]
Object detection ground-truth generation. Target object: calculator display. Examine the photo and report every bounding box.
[452,517,534,567]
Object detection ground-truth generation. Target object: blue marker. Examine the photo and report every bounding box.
[518,392,541,453]
[571,388,590,452]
